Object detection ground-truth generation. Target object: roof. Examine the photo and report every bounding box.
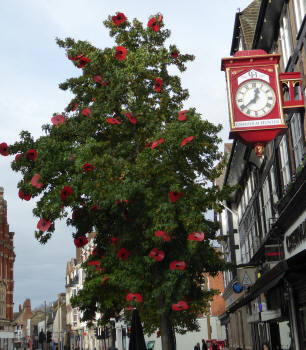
[240,0,262,49]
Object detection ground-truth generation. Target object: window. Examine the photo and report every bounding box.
[0,283,6,318]
[279,5,294,69]
[270,166,279,205]
[290,113,304,168]
[292,0,306,33]
[279,135,291,187]
[262,177,273,232]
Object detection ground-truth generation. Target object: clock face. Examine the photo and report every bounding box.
[235,79,276,118]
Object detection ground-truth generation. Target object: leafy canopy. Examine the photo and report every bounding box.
[7,13,232,335]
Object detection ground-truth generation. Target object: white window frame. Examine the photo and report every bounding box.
[263,177,272,232]
[291,113,304,168]
[292,0,306,32]
[270,165,279,204]
[279,135,291,187]
[279,5,294,69]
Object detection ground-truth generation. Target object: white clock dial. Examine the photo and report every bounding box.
[235,79,276,118]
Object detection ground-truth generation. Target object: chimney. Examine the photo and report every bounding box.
[0,186,3,197]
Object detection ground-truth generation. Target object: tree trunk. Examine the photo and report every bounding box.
[160,315,176,350]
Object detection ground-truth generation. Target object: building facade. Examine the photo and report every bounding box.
[0,187,15,350]
[218,0,305,350]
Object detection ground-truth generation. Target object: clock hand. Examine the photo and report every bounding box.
[245,88,260,107]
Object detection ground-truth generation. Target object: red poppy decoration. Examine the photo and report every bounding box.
[81,108,91,117]
[94,75,102,84]
[172,301,189,311]
[83,163,94,172]
[106,117,121,125]
[117,248,130,261]
[61,186,73,201]
[155,78,163,92]
[126,113,137,124]
[169,191,183,203]
[51,114,65,125]
[188,232,205,242]
[155,230,171,242]
[78,56,90,68]
[158,13,163,22]
[115,46,127,61]
[72,103,78,111]
[18,190,31,201]
[0,143,9,156]
[144,142,153,150]
[148,248,165,262]
[95,266,103,272]
[126,293,143,303]
[111,237,119,246]
[125,306,135,311]
[88,260,100,266]
[26,149,37,162]
[68,54,84,61]
[15,154,22,162]
[171,51,179,58]
[178,110,188,121]
[112,12,126,25]
[101,276,109,285]
[148,17,160,32]
[37,218,51,232]
[31,174,43,189]
[74,236,88,248]
[151,138,165,149]
[170,261,186,271]
[181,136,194,147]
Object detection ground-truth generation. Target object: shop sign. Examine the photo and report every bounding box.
[284,212,306,259]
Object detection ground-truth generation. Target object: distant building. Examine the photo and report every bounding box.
[0,187,15,350]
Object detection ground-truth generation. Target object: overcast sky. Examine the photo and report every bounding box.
[0,0,252,311]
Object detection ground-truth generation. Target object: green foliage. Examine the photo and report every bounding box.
[8,14,232,336]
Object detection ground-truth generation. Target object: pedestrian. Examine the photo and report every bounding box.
[202,339,207,350]
[194,343,201,350]
[212,343,218,350]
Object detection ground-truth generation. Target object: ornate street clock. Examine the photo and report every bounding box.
[221,49,288,157]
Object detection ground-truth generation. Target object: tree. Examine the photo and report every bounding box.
[4,13,232,350]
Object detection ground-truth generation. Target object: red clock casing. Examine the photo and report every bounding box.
[221,50,287,146]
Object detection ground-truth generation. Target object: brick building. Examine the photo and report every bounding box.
[0,186,15,326]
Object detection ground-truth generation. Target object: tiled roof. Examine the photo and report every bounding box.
[240,0,261,49]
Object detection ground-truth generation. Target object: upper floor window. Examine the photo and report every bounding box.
[279,135,291,187]
[292,0,306,33]
[279,5,294,69]
[290,113,304,168]
[262,176,273,232]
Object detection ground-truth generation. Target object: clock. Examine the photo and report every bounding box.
[235,79,276,118]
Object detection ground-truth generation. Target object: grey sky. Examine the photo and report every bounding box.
[0,0,252,311]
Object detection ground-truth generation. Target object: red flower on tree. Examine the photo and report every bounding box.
[155,78,163,92]
[155,230,171,242]
[94,75,106,86]
[188,232,205,242]
[148,17,160,32]
[88,260,101,266]
[72,103,78,111]
[78,56,90,68]
[169,261,186,270]
[51,114,65,125]
[106,117,121,125]
[126,113,137,124]
[81,108,91,117]
[171,301,188,311]
[0,143,9,156]
[178,110,188,121]
[112,12,126,25]
[115,46,127,61]
[26,149,37,161]
[61,186,72,201]
[68,54,84,61]
[111,237,119,246]
[101,276,109,285]
[83,163,94,172]
[31,174,43,189]
[171,51,179,58]
[148,248,165,262]
[37,218,51,232]
[181,136,194,147]
[151,138,164,149]
[74,236,88,248]
[126,293,143,303]
[18,190,31,201]
[144,142,153,150]
[169,191,183,203]
[117,248,130,261]
[15,154,22,162]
